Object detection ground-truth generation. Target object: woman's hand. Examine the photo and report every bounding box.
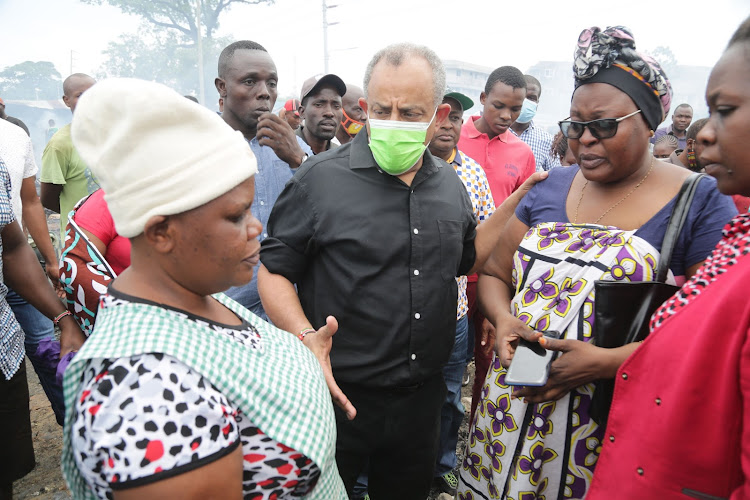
[513,337,609,404]
[494,313,542,368]
[478,317,496,358]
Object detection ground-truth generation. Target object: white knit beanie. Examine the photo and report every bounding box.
[71,78,258,237]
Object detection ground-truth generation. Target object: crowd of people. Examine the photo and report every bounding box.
[0,15,748,500]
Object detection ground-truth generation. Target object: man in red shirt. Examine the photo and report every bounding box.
[457,65,536,421]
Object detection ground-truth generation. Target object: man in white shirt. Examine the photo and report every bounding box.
[0,118,64,424]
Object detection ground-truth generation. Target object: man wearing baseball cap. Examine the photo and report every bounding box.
[296,74,346,155]
[280,98,301,130]
[428,89,496,495]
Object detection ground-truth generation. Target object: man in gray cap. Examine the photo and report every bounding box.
[296,74,346,155]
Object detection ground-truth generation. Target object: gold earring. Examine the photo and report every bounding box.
[649,130,655,137]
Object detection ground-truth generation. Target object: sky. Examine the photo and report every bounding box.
[0,0,748,101]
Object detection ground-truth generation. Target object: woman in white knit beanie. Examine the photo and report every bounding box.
[60,78,347,500]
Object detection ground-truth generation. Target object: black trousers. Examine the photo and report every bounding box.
[334,375,446,500]
[0,360,35,484]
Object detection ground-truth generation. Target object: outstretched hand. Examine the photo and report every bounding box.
[303,315,357,420]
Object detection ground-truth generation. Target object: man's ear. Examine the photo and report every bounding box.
[214,77,226,97]
[479,91,486,106]
[62,94,71,108]
[358,97,368,116]
[142,215,175,254]
[298,105,306,119]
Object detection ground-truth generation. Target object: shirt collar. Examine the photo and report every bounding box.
[350,130,378,169]
[465,116,509,143]
[450,147,462,167]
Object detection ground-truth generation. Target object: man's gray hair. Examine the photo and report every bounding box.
[363,43,446,108]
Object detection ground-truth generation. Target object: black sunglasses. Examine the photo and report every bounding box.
[558,109,642,140]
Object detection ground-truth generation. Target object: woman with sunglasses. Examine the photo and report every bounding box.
[457,26,735,500]
[584,16,750,499]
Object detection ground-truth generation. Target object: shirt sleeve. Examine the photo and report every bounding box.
[515,180,540,227]
[72,354,241,492]
[0,164,15,226]
[40,141,68,185]
[74,190,118,247]
[476,167,496,222]
[22,135,38,179]
[260,176,318,284]
[682,176,738,270]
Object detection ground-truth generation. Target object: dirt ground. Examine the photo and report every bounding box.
[14,360,477,500]
[13,362,70,499]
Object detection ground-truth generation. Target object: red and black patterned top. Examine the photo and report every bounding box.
[71,293,321,499]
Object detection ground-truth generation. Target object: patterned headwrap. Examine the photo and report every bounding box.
[573,26,672,131]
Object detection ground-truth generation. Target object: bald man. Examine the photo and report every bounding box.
[334,83,366,145]
[41,73,100,235]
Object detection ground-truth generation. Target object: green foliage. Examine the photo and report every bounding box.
[0,61,63,100]
[81,0,274,46]
[98,23,231,98]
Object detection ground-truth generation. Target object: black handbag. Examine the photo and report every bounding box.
[589,173,704,426]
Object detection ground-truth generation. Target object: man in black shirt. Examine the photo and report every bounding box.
[258,43,543,498]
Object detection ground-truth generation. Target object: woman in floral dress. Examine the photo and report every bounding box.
[457,26,736,500]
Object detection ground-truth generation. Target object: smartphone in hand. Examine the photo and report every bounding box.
[504,330,562,387]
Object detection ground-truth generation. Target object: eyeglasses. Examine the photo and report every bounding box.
[558,109,642,140]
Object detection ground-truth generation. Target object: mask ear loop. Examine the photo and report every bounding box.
[340,109,364,137]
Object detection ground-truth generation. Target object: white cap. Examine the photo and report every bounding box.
[72,78,257,237]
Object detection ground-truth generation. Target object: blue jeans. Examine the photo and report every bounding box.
[6,288,65,425]
[435,314,469,476]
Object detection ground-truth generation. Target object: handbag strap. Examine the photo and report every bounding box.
[655,173,704,282]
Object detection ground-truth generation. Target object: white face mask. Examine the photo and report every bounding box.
[515,98,538,124]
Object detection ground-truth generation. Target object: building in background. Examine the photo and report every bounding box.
[443,60,492,117]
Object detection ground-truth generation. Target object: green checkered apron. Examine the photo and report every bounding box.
[61,293,346,499]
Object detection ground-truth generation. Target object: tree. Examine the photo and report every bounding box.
[98,23,231,99]
[649,46,678,79]
[81,0,274,47]
[0,61,63,100]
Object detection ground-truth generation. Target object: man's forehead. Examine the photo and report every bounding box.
[227,49,276,74]
[367,59,434,105]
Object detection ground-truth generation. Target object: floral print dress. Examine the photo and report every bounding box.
[458,222,669,500]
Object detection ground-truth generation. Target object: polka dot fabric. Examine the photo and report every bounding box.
[72,300,320,498]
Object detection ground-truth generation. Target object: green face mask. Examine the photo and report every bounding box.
[367,109,437,175]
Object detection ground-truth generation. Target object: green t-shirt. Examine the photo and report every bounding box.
[41,123,100,235]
